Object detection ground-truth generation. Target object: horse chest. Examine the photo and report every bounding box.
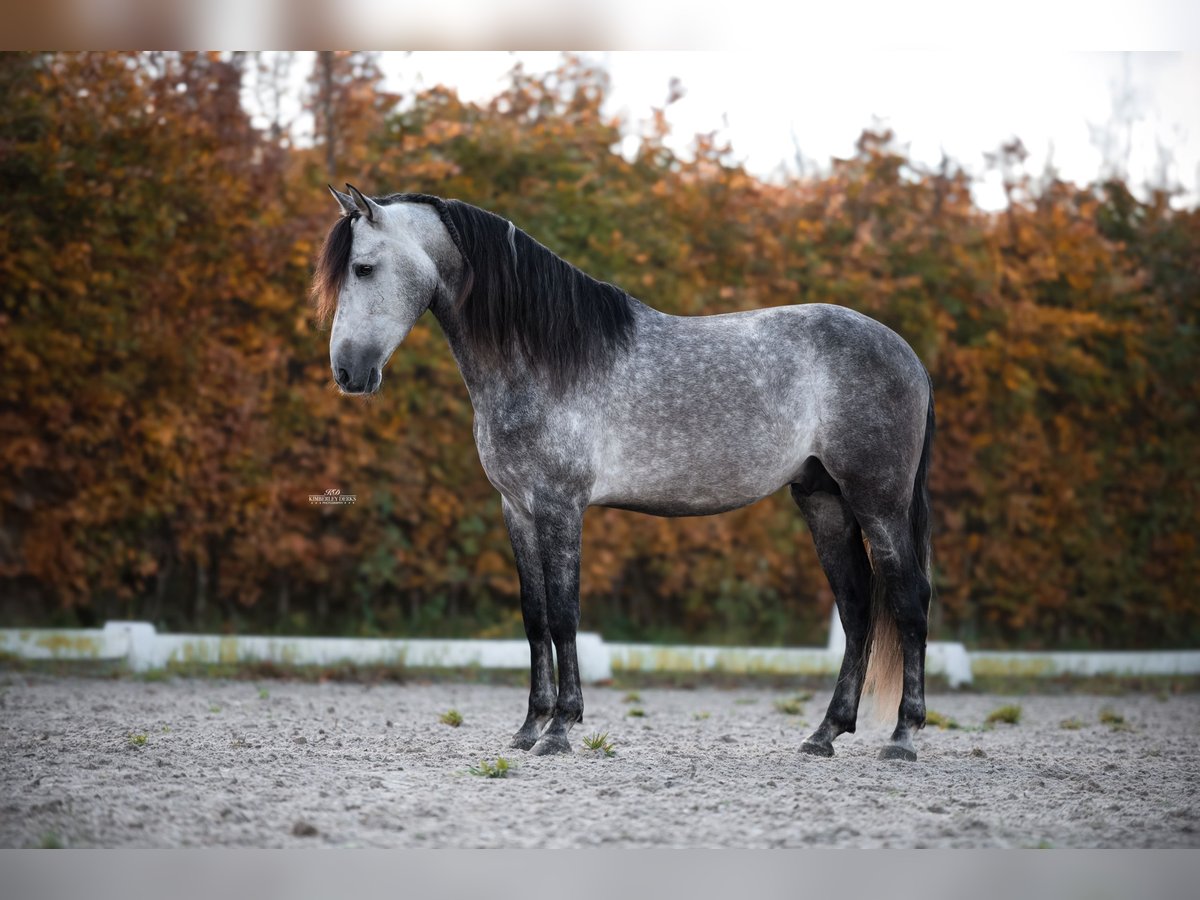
[472,406,594,502]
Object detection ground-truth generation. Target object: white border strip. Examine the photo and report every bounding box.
[4,621,1199,686]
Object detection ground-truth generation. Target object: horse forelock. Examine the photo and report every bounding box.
[311,210,358,325]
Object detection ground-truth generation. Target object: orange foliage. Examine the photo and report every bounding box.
[1,53,1196,648]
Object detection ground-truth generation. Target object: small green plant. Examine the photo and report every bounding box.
[469,757,513,778]
[208,704,221,714]
[733,697,757,705]
[622,691,641,703]
[258,688,270,700]
[1098,707,1125,728]
[439,709,463,727]
[38,832,63,849]
[774,697,805,716]
[693,711,711,721]
[925,710,960,730]
[985,704,1021,725]
[161,725,171,733]
[582,731,616,757]
[128,732,147,747]
[1059,717,1083,730]
[626,707,645,718]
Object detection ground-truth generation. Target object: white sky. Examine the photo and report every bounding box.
[263,51,1200,210]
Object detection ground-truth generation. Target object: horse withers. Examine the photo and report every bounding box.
[314,185,934,761]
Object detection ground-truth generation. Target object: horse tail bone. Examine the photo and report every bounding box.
[862,375,934,724]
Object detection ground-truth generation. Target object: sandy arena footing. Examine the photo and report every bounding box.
[1,675,1196,848]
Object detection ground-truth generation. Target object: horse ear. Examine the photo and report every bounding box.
[328,185,358,217]
[346,183,383,223]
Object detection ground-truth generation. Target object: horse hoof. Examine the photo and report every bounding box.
[510,731,539,751]
[800,739,834,758]
[879,744,917,762]
[531,732,573,756]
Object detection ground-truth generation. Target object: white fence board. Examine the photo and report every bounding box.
[4,621,1198,686]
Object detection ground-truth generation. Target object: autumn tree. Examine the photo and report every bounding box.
[1,53,1196,648]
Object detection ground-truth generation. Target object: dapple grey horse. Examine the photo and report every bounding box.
[314,186,934,761]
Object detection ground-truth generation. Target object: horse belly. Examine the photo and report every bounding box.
[589,418,810,517]
[585,305,826,515]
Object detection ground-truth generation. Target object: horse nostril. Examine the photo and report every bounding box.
[368,367,380,391]
[337,367,350,387]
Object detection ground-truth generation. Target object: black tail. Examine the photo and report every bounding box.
[862,378,935,721]
[911,376,935,593]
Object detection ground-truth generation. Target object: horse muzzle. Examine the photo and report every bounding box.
[331,343,384,395]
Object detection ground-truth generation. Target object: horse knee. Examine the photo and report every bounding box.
[545,597,579,639]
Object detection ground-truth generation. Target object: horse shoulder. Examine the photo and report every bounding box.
[473,389,597,505]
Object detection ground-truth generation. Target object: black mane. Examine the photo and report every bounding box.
[313,193,637,390]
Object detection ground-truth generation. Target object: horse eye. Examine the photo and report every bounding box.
[354,264,374,278]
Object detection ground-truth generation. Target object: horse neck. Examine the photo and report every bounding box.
[426,281,496,406]
[411,206,498,404]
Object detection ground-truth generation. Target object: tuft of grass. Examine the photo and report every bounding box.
[128,732,147,747]
[208,704,221,714]
[693,711,711,721]
[921,710,950,734]
[733,697,757,705]
[774,697,805,716]
[626,707,645,718]
[468,757,513,778]
[582,731,616,757]
[622,691,642,703]
[1097,706,1133,732]
[258,687,270,700]
[925,710,960,730]
[439,709,463,727]
[985,704,1022,725]
[1059,717,1084,730]
[38,832,64,849]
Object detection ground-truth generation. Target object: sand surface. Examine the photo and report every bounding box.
[1,675,1197,848]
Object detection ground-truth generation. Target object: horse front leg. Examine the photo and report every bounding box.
[503,499,557,750]
[529,497,585,756]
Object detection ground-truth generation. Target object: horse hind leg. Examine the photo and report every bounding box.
[858,512,931,762]
[790,461,873,758]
